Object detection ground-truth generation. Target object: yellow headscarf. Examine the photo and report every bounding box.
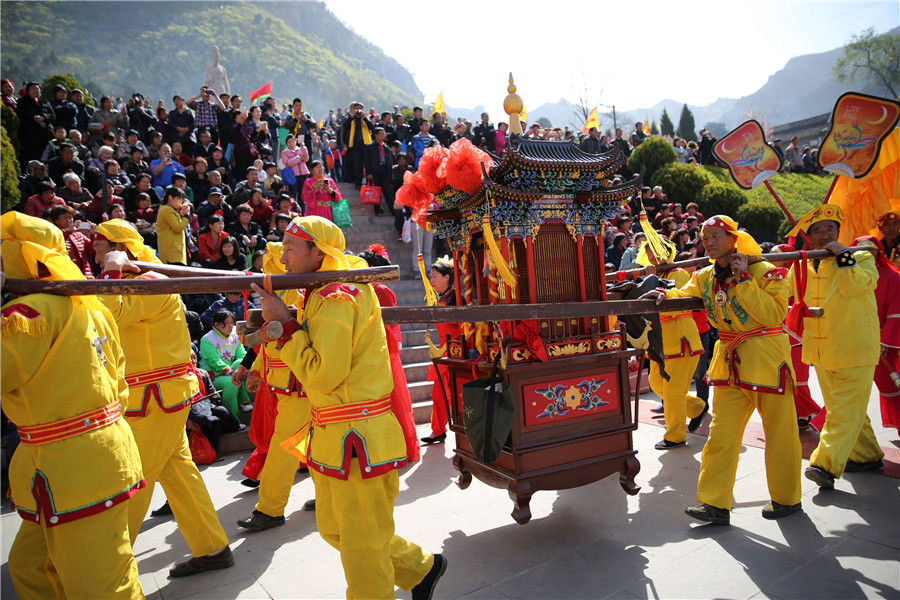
[95,219,161,264]
[283,216,366,272]
[700,215,763,259]
[262,242,286,275]
[1,211,83,282]
[786,205,844,239]
[1,211,102,310]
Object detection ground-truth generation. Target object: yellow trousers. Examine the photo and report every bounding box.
[811,364,884,478]
[256,393,310,517]
[127,405,229,557]
[649,355,705,444]
[9,501,143,600]
[311,461,433,599]
[697,383,802,510]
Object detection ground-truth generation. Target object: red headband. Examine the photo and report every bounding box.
[284,221,315,242]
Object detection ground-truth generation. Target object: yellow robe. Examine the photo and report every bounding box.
[668,261,794,391]
[651,268,705,444]
[667,260,802,510]
[249,288,311,517]
[156,204,190,264]
[276,282,432,598]
[98,271,229,557]
[795,250,884,476]
[2,294,144,599]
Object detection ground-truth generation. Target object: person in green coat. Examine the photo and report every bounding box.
[199,309,252,417]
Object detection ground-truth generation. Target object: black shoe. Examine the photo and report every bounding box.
[411,554,448,600]
[303,499,316,511]
[237,510,285,531]
[650,403,664,414]
[685,503,730,525]
[688,400,709,433]
[655,439,686,450]
[298,466,309,474]
[797,417,811,431]
[420,433,447,445]
[240,478,260,488]
[762,501,802,520]
[151,501,172,517]
[805,466,835,489]
[843,459,884,473]
[169,546,234,578]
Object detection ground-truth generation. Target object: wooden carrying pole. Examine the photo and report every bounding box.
[605,245,874,282]
[2,266,400,296]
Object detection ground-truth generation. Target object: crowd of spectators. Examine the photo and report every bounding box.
[3,78,825,426]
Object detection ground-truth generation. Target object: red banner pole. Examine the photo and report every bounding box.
[764,180,812,248]
[820,175,840,206]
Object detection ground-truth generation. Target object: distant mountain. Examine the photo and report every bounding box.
[0,1,420,117]
[527,27,899,133]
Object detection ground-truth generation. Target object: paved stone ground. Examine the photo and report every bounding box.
[2,373,898,599]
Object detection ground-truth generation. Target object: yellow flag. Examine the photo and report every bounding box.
[583,107,599,133]
[433,91,445,116]
[520,104,527,125]
[644,116,651,135]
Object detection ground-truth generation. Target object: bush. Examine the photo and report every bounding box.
[736,200,788,244]
[1,104,21,156]
[626,136,676,186]
[650,163,710,208]
[41,74,95,106]
[2,125,22,213]
[696,182,747,218]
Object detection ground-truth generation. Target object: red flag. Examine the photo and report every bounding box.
[713,120,782,190]
[249,82,272,105]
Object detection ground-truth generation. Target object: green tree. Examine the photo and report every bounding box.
[835,27,900,98]
[659,107,674,137]
[677,104,697,142]
[626,136,677,186]
[649,120,659,136]
[736,200,786,243]
[2,125,22,212]
[650,163,710,208]
[1,104,21,155]
[41,74,95,106]
[696,182,747,218]
[537,116,552,128]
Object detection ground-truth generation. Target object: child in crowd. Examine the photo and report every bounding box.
[266,213,292,242]
[199,309,253,418]
[324,140,343,181]
[41,125,70,162]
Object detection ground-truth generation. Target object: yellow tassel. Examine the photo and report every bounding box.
[481,215,517,287]
[425,330,446,359]
[636,203,676,266]
[418,253,438,306]
[1,313,48,337]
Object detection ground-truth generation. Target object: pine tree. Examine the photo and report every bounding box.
[650,120,659,136]
[660,108,675,137]
[677,104,697,141]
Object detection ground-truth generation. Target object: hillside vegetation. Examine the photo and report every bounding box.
[0,1,420,115]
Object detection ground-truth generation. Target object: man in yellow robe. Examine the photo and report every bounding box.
[639,240,707,450]
[643,215,802,524]
[787,206,885,488]
[1,212,144,599]
[236,243,314,530]
[93,219,234,577]
[251,216,447,599]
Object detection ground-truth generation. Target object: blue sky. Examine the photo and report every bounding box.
[326,0,898,115]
